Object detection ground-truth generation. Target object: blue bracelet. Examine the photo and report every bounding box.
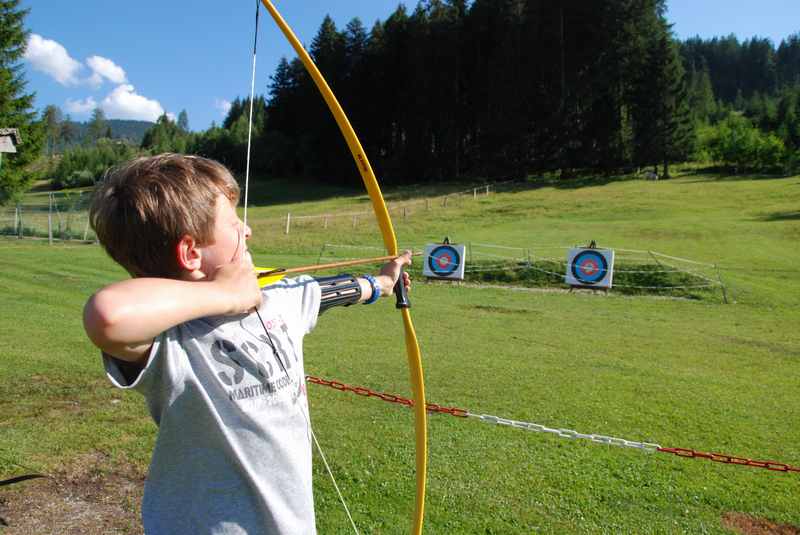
[362,274,381,304]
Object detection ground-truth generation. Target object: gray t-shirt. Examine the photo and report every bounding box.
[104,276,321,535]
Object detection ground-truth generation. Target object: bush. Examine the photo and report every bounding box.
[52,140,141,189]
[699,114,788,173]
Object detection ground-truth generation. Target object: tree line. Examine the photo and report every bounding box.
[208,0,800,185]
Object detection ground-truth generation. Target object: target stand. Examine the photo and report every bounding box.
[423,240,466,281]
[565,244,615,292]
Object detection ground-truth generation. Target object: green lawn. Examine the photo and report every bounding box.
[1,172,799,533]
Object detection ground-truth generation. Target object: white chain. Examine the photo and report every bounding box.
[467,413,661,452]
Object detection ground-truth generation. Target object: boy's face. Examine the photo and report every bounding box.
[196,194,251,277]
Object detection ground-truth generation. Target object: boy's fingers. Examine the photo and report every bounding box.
[395,250,413,267]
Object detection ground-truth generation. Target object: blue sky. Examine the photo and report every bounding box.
[20,0,800,131]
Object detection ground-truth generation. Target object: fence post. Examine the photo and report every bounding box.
[352,215,358,229]
[83,217,90,242]
[323,216,328,229]
[17,205,22,239]
[443,196,448,208]
[715,264,731,304]
[48,193,53,245]
[473,188,477,199]
[402,206,407,220]
[485,185,490,195]
[14,204,19,235]
[285,213,291,235]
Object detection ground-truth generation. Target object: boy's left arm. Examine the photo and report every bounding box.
[315,251,412,314]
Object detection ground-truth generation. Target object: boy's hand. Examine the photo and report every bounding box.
[211,255,263,314]
[376,250,413,297]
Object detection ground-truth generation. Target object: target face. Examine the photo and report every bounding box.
[427,245,461,276]
[564,248,615,288]
[571,250,609,284]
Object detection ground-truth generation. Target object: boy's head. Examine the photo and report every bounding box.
[90,154,241,278]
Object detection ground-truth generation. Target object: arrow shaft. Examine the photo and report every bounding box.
[258,252,421,278]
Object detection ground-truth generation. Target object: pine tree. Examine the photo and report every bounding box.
[59,115,77,147]
[0,0,44,203]
[177,110,189,132]
[632,25,694,177]
[777,34,800,87]
[86,108,108,144]
[688,63,716,123]
[42,104,63,156]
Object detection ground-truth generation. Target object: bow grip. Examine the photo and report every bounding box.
[394,269,411,309]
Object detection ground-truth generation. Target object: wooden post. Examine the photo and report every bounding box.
[352,215,358,229]
[485,185,490,195]
[715,264,731,304]
[17,205,22,239]
[443,196,448,208]
[14,204,19,235]
[83,217,90,242]
[473,188,477,199]
[403,206,407,220]
[55,195,62,240]
[323,216,329,229]
[285,213,291,235]
[48,193,53,245]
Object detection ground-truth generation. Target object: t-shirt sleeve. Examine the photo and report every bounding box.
[102,330,186,423]
[262,275,321,336]
[294,275,321,335]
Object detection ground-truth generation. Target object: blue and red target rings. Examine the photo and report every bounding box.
[427,245,461,276]
[571,250,609,285]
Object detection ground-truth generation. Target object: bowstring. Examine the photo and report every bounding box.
[243,0,260,230]
[245,3,358,532]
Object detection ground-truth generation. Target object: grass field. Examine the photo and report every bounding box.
[1,172,799,534]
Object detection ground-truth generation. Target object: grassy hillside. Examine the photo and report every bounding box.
[1,173,798,534]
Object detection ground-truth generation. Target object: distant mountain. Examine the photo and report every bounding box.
[63,119,154,146]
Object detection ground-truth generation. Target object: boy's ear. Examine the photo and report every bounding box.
[176,235,202,272]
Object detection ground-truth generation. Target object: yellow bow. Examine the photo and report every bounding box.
[259,2,428,534]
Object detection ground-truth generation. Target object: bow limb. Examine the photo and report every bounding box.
[259,2,427,533]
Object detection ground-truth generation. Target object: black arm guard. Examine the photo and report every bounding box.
[315,274,362,314]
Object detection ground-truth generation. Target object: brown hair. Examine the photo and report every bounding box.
[90,153,240,278]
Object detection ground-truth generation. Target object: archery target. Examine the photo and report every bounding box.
[565,248,615,288]
[423,243,466,280]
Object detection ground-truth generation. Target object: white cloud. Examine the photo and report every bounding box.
[101,84,165,121]
[215,98,232,116]
[24,34,82,86]
[86,55,127,87]
[65,96,97,115]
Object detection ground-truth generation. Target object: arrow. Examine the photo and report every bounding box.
[255,252,421,281]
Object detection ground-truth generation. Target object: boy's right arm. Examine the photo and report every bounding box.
[83,261,262,365]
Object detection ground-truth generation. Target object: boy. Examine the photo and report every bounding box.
[83,154,411,534]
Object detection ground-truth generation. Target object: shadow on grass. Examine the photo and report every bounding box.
[242,176,362,207]
[678,166,796,183]
[757,211,800,222]
[240,167,800,208]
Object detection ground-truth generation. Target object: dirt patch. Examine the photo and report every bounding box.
[466,304,541,315]
[0,451,144,535]
[722,512,800,535]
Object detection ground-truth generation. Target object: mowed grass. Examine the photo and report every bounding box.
[1,172,799,533]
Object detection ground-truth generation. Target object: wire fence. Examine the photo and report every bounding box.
[0,191,95,243]
[318,241,730,301]
[0,180,515,241]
